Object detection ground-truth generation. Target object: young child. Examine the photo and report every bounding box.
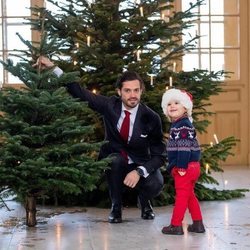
[161,88,205,235]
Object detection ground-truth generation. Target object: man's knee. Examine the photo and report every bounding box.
[156,182,164,196]
[109,153,127,172]
[151,179,164,197]
[141,170,164,198]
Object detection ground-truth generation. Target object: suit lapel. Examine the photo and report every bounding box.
[113,100,124,140]
[129,104,143,143]
[114,101,122,125]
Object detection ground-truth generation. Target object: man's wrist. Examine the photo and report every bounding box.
[136,167,144,177]
[136,166,149,178]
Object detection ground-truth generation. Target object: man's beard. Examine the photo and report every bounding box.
[126,98,139,108]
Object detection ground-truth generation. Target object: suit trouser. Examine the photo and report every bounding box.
[106,153,164,208]
[170,162,203,226]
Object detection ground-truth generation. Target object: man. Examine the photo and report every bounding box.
[35,56,166,223]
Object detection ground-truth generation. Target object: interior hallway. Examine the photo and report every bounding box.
[0,166,250,250]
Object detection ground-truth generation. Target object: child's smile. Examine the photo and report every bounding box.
[167,100,187,121]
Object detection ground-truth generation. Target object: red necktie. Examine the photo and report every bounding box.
[120,110,130,142]
[120,110,130,161]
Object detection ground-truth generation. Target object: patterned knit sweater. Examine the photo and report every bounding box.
[166,116,201,173]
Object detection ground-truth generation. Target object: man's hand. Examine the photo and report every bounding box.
[123,170,140,188]
[32,56,55,70]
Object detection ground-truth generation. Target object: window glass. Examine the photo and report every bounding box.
[182,23,198,47]
[210,22,225,48]
[7,24,31,50]
[182,53,199,71]
[200,23,210,48]
[46,0,69,12]
[200,3,209,15]
[182,0,240,80]
[8,72,22,84]
[210,0,224,15]
[211,0,239,15]
[200,51,210,70]
[6,0,30,16]
[1,0,32,84]
[210,52,225,71]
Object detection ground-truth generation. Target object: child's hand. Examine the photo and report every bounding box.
[178,169,186,176]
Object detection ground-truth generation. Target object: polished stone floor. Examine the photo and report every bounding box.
[1,166,250,250]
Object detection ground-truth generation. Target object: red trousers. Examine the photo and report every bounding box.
[170,162,203,226]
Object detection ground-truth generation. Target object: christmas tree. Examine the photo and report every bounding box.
[0,29,110,226]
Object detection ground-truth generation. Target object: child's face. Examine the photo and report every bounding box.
[166,100,187,121]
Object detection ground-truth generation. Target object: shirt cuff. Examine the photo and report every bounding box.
[138,166,149,178]
[53,66,63,77]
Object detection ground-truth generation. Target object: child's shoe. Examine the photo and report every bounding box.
[162,225,184,235]
[187,220,205,233]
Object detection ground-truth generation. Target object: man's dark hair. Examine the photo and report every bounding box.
[115,71,145,91]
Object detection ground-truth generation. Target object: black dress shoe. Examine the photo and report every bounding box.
[141,206,155,220]
[137,197,155,220]
[108,208,122,223]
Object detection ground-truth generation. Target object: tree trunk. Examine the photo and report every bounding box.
[25,195,37,227]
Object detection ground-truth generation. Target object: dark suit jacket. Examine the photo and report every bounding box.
[66,82,167,174]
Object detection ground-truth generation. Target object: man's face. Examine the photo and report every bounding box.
[117,80,143,109]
